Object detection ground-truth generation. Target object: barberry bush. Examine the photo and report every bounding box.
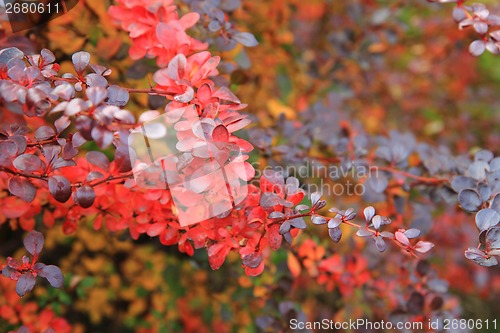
[0,0,499,332]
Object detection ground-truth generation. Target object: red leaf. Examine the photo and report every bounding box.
[212,124,229,142]
[208,243,231,270]
[1,196,31,218]
[244,261,265,276]
[267,224,283,250]
[43,210,55,228]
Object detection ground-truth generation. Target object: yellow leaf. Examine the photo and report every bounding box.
[267,99,296,119]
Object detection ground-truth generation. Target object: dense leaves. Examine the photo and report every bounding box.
[0,0,499,332]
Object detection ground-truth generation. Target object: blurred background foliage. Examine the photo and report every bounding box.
[1,0,499,332]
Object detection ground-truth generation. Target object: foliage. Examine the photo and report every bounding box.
[0,0,499,332]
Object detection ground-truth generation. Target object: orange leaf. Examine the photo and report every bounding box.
[287,252,302,278]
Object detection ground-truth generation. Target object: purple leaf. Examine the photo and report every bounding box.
[380,231,394,238]
[407,291,424,314]
[475,149,494,162]
[208,20,222,32]
[486,227,500,250]
[404,228,421,239]
[328,217,342,229]
[364,206,375,222]
[74,185,95,208]
[34,126,55,141]
[452,6,467,22]
[65,98,88,116]
[290,217,306,229]
[38,265,64,288]
[10,135,27,155]
[450,176,477,193]
[295,204,310,211]
[374,236,386,252]
[86,151,110,170]
[366,173,388,193]
[86,171,104,181]
[72,51,90,74]
[91,126,113,149]
[86,86,107,105]
[268,211,285,219]
[427,278,449,293]
[72,132,87,147]
[90,64,111,76]
[279,221,291,235]
[23,230,44,256]
[16,273,36,297]
[52,83,75,101]
[0,47,24,71]
[62,142,78,160]
[48,175,72,203]
[260,192,281,207]
[54,116,71,133]
[372,215,382,229]
[8,177,36,203]
[458,189,482,212]
[233,32,259,47]
[52,157,77,169]
[114,145,132,173]
[2,265,17,279]
[475,209,500,231]
[85,73,108,87]
[356,228,372,237]
[465,247,498,266]
[241,253,263,268]
[40,48,56,65]
[311,215,327,225]
[469,40,486,56]
[13,154,42,172]
[107,85,129,106]
[310,192,321,205]
[416,260,430,276]
[473,22,488,34]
